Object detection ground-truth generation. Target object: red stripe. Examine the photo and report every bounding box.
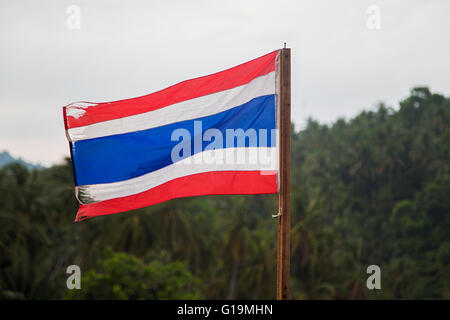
[64,50,278,129]
[75,170,277,221]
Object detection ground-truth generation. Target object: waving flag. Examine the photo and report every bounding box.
[63,50,281,221]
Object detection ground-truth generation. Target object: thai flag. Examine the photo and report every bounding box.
[63,50,281,221]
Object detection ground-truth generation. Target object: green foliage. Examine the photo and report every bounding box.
[0,87,448,299]
[289,87,450,299]
[64,249,202,299]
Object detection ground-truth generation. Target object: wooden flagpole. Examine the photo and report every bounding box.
[277,47,291,300]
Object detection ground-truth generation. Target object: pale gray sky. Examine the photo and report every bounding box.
[1,0,449,166]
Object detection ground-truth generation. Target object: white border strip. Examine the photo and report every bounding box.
[67,72,276,142]
[77,147,277,204]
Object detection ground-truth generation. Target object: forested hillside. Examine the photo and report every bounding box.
[0,151,44,171]
[0,87,448,299]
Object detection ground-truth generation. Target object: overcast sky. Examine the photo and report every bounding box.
[1,0,449,166]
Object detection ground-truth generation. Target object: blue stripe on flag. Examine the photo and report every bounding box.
[72,94,276,186]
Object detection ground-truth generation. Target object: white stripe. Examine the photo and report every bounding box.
[76,147,278,204]
[67,72,276,142]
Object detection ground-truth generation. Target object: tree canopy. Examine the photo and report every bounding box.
[0,87,448,299]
